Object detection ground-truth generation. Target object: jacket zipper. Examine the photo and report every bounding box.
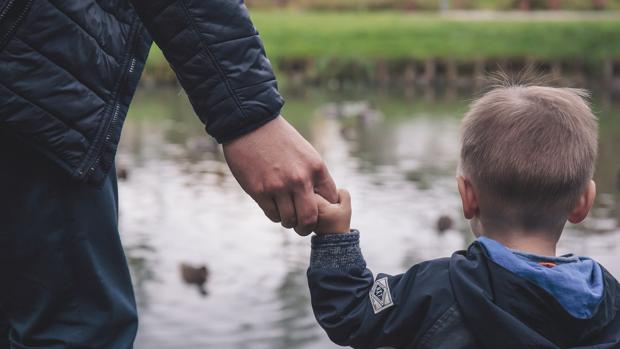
[0,0,15,22]
[84,57,137,178]
[0,1,16,22]
[0,0,32,50]
[128,57,136,73]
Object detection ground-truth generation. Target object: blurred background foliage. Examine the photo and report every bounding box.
[244,0,619,11]
[141,0,620,90]
[144,9,620,86]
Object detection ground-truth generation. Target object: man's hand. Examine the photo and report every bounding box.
[223,116,338,235]
[314,189,352,234]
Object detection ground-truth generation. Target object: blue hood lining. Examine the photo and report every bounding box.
[478,236,604,319]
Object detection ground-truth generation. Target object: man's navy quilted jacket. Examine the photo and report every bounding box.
[0,0,283,184]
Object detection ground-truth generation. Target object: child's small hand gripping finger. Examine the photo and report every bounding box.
[314,189,352,235]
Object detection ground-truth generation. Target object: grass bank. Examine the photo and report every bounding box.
[245,0,620,11]
[144,11,620,82]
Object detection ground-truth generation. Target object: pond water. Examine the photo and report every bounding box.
[117,86,620,349]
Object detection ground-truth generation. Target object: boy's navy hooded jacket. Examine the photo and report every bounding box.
[0,0,282,184]
[308,231,620,349]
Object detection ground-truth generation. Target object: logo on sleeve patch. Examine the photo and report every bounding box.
[369,277,394,314]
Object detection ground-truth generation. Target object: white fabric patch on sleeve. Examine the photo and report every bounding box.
[369,277,394,314]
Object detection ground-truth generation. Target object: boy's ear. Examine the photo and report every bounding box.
[568,180,596,224]
[457,176,478,220]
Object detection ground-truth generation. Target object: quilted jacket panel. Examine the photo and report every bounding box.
[0,0,149,184]
[0,0,283,184]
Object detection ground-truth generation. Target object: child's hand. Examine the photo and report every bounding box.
[314,189,352,234]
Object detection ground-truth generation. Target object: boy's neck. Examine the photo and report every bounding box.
[482,232,558,256]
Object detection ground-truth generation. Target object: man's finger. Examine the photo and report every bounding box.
[275,194,297,229]
[293,187,318,236]
[313,164,338,204]
[256,196,280,223]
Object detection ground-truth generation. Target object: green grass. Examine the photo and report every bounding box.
[246,0,620,11]
[145,11,620,72]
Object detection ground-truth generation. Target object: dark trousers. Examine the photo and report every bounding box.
[0,132,138,348]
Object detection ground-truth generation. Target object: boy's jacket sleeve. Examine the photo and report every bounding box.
[307,231,447,349]
[129,0,284,143]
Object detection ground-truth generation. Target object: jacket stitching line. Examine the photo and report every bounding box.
[194,93,233,114]
[15,36,109,103]
[207,33,259,48]
[197,50,247,120]
[93,0,131,26]
[0,79,90,144]
[232,78,276,93]
[149,1,189,49]
[161,26,188,51]
[149,0,177,26]
[173,30,248,70]
[0,0,33,53]
[79,20,141,178]
[175,45,202,69]
[186,75,222,99]
[2,127,80,175]
[45,0,120,66]
[418,303,459,347]
[178,0,249,119]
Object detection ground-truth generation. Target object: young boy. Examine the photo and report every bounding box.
[307,83,620,349]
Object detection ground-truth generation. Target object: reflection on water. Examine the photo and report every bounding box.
[117,86,620,349]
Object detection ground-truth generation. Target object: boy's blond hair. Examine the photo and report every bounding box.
[460,82,598,232]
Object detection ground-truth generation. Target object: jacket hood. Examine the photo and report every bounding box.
[449,240,620,349]
[478,236,604,319]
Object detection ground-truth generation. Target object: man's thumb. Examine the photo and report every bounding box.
[314,193,332,210]
[314,166,339,204]
[337,189,351,210]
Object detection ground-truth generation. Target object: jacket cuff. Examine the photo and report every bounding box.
[310,230,366,270]
[216,109,281,144]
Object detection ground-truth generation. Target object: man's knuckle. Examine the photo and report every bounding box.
[298,217,310,225]
[299,217,314,228]
[310,159,325,173]
[289,172,307,186]
[302,209,318,221]
[301,215,317,227]
[247,183,263,195]
[264,180,284,193]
